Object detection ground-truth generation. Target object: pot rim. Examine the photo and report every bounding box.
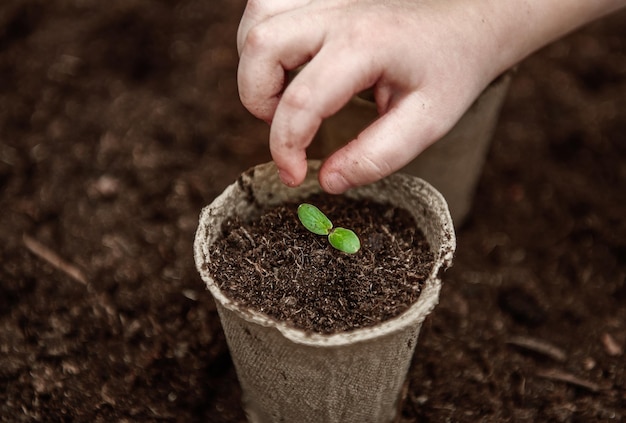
[194,160,455,347]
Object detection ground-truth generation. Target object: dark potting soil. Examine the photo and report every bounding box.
[207,194,434,334]
[1,1,625,421]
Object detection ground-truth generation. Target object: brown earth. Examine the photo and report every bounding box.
[0,1,624,422]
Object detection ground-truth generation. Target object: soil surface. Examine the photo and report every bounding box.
[1,1,625,422]
[207,194,433,334]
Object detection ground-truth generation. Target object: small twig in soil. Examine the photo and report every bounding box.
[240,227,256,247]
[244,257,268,277]
[506,335,567,362]
[356,311,377,322]
[23,234,88,285]
[23,233,121,330]
[536,368,602,393]
[288,246,304,280]
[601,333,623,357]
[380,224,393,239]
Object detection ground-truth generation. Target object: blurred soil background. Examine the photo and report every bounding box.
[0,1,624,421]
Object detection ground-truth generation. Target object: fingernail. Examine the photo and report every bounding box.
[278,168,296,187]
[323,171,349,194]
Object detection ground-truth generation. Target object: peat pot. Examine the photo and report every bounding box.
[194,160,456,423]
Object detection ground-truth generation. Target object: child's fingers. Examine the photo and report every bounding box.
[237,9,326,123]
[268,45,383,187]
[237,0,311,54]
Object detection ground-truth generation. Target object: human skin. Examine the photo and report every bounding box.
[237,0,626,194]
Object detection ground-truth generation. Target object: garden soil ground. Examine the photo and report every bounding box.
[1,1,624,422]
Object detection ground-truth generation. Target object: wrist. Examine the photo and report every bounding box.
[477,0,626,78]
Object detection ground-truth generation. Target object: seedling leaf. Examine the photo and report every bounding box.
[328,227,361,254]
[297,203,333,235]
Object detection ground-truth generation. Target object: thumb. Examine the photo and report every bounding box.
[318,93,455,194]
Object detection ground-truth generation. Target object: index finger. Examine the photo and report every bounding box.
[269,44,382,186]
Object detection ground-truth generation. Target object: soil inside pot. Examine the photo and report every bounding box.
[207,193,434,334]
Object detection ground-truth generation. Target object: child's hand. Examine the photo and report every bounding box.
[237,0,624,193]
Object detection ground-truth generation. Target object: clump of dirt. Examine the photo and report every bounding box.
[208,194,434,334]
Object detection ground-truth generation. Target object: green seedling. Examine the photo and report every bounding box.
[328,227,360,254]
[297,203,333,236]
[297,203,361,254]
